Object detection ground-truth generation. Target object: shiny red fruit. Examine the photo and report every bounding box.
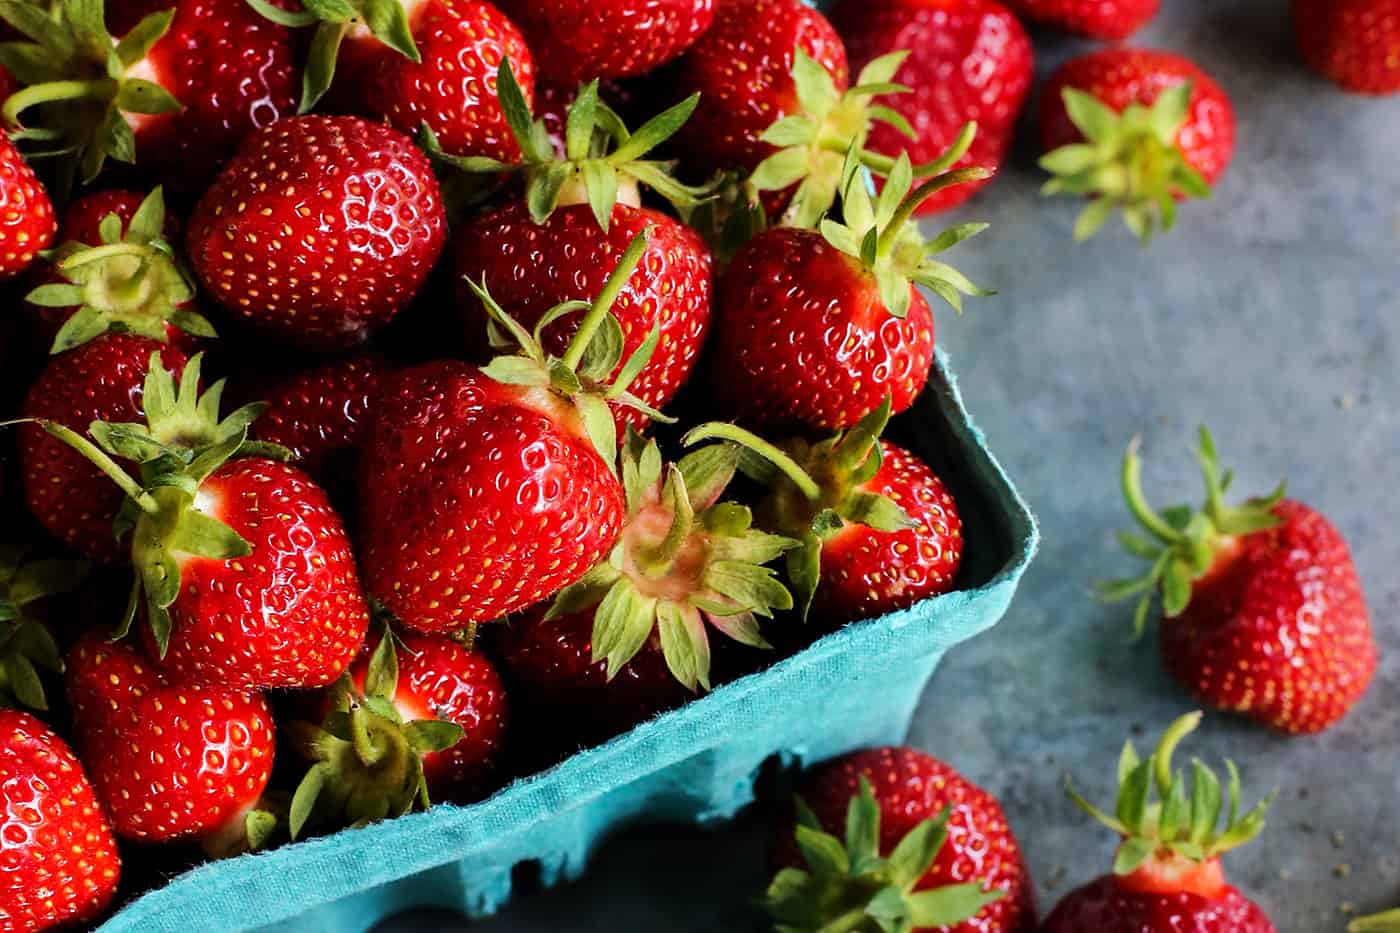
[0,135,55,280]
[1040,875,1274,933]
[1002,0,1159,40]
[253,353,386,484]
[1294,0,1400,95]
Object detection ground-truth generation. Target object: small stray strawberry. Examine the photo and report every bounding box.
[1103,428,1376,735]
[1001,0,1158,40]
[0,134,54,279]
[1042,713,1276,933]
[252,353,386,485]
[0,545,86,710]
[0,708,121,930]
[1293,0,1400,95]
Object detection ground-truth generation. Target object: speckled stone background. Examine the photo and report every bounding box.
[379,2,1400,930]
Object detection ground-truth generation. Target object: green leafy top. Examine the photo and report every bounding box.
[287,626,464,839]
[819,151,992,320]
[545,431,798,692]
[0,545,86,711]
[0,0,183,184]
[247,0,419,112]
[1067,712,1275,876]
[33,352,288,656]
[763,776,1003,933]
[685,399,912,620]
[468,227,672,469]
[1039,84,1212,243]
[424,60,711,232]
[1351,910,1400,933]
[1099,426,1285,636]
[26,187,214,354]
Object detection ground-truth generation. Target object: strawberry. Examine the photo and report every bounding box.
[1039,49,1235,242]
[359,232,661,634]
[1001,0,1158,40]
[252,353,386,485]
[36,353,370,689]
[0,709,121,930]
[445,67,714,434]
[1102,428,1376,734]
[709,155,989,433]
[1294,0,1400,95]
[0,134,54,280]
[25,187,213,354]
[767,746,1034,933]
[496,0,714,84]
[66,631,279,853]
[18,334,189,563]
[830,0,1034,216]
[0,0,298,189]
[186,115,448,351]
[1042,713,1276,933]
[0,545,86,710]
[690,400,962,625]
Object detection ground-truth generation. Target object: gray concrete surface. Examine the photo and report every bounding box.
[380,2,1400,929]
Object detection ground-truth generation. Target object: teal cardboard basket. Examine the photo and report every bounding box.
[96,349,1037,933]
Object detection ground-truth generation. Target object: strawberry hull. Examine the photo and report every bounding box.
[95,349,1037,933]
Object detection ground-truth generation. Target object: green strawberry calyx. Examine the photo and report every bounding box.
[421,60,713,232]
[1351,910,1400,933]
[547,431,798,692]
[683,399,913,620]
[1067,712,1275,878]
[247,0,420,112]
[27,187,214,354]
[287,625,463,840]
[1039,83,1212,243]
[470,226,673,469]
[821,150,993,320]
[762,775,1003,933]
[0,546,86,711]
[30,352,290,656]
[0,0,183,185]
[1099,426,1285,636]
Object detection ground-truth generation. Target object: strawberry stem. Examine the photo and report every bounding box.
[1121,437,1183,545]
[681,423,822,502]
[878,167,993,257]
[835,120,979,180]
[558,228,651,372]
[39,421,160,513]
[3,78,116,127]
[1154,710,1202,795]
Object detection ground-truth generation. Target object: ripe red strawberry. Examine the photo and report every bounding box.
[252,354,386,484]
[0,709,120,930]
[36,353,370,689]
[1294,0,1400,95]
[1001,0,1158,40]
[710,156,989,433]
[767,746,1035,933]
[66,631,278,853]
[0,134,54,280]
[186,116,448,350]
[0,546,87,711]
[0,0,298,189]
[1043,713,1276,933]
[18,334,189,563]
[831,0,1033,216]
[359,234,663,634]
[1104,428,1377,734]
[672,0,849,175]
[25,187,212,354]
[1039,49,1235,242]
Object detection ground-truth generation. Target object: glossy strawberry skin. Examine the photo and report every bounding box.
[66,632,275,844]
[186,116,448,351]
[1041,49,1236,187]
[0,135,55,280]
[253,354,386,484]
[358,361,625,633]
[1161,499,1376,735]
[1040,875,1274,933]
[1001,0,1159,40]
[495,0,716,84]
[711,227,934,432]
[117,0,299,191]
[1294,0,1400,95]
[793,747,1036,933]
[353,0,536,161]
[815,442,963,625]
[831,0,1033,215]
[18,335,189,563]
[350,630,508,801]
[0,709,121,932]
[673,0,850,174]
[143,457,369,689]
[452,203,713,432]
